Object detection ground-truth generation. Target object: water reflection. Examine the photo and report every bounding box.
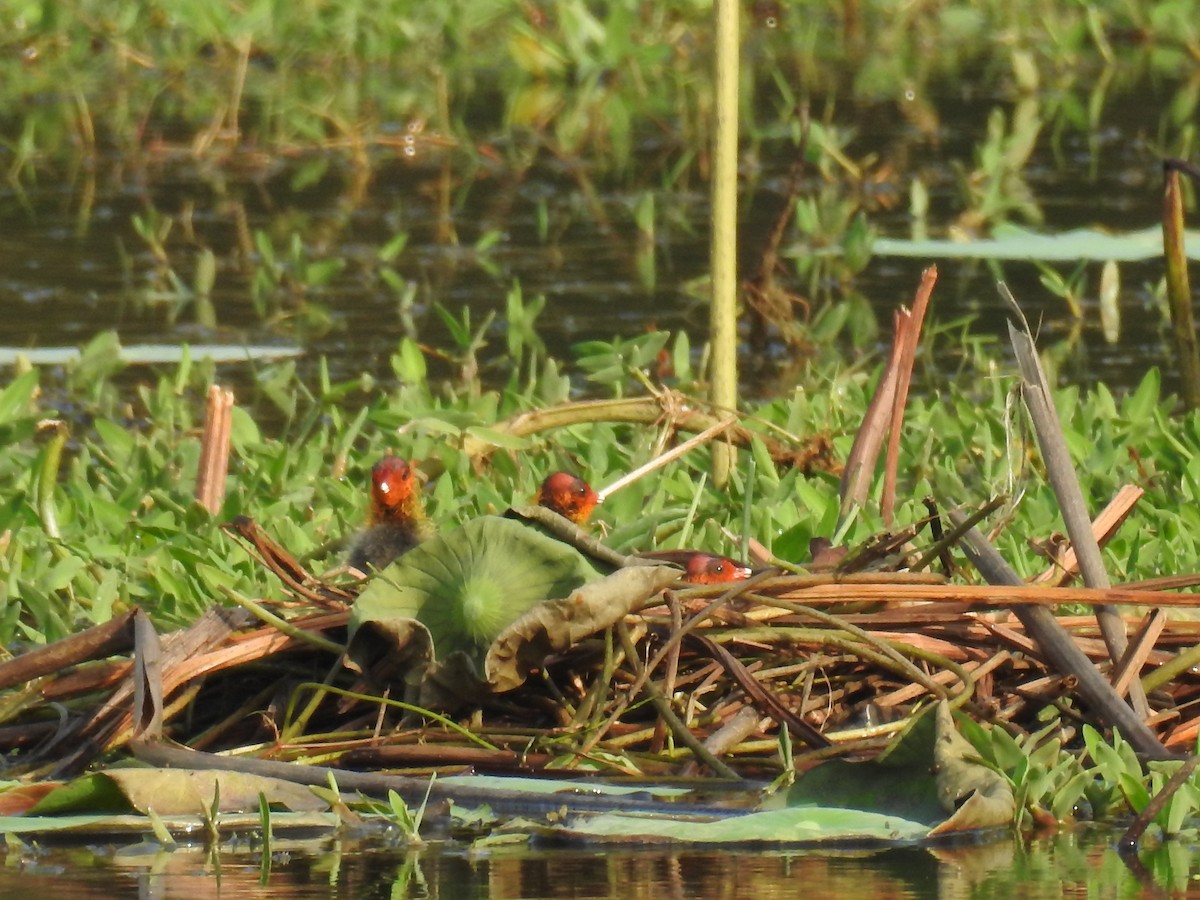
[0,828,1187,899]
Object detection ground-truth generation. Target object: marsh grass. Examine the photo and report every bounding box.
[2,319,1199,650]
[7,0,1196,173]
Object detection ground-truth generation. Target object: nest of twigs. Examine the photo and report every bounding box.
[3,489,1200,791]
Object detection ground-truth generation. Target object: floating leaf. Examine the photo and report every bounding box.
[787,701,1014,836]
[785,704,945,825]
[873,225,1200,262]
[0,343,303,367]
[546,805,930,845]
[28,768,326,818]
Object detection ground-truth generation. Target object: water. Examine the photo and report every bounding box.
[0,72,1190,405]
[1,826,1186,898]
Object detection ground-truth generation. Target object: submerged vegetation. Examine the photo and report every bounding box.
[3,0,1200,392]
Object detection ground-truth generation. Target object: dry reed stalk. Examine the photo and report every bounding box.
[39,660,130,701]
[1164,718,1200,750]
[882,265,937,526]
[874,653,1011,709]
[682,707,762,776]
[52,608,248,773]
[195,385,235,515]
[840,310,903,517]
[461,394,834,472]
[615,622,740,778]
[107,609,341,750]
[0,608,138,691]
[770,581,1200,608]
[1001,284,1147,716]
[649,593,685,754]
[951,511,1167,756]
[854,630,981,663]
[1111,609,1168,700]
[342,744,555,773]
[596,416,737,503]
[689,633,830,748]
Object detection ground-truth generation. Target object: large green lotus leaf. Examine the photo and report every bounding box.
[486,564,682,692]
[347,516,604,693]
[784,701,1014,833]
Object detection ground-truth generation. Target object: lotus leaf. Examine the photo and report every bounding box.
[349,516,675,704]
[545,806,931,845]
[486,564,681,692]
[786,701,1014,835]
[872,225,1200,262]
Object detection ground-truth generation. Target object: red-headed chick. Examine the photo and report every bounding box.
[535,471,599,525]
[683,553,752,585]
[347,456,434,574]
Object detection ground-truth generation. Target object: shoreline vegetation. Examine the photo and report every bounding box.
[3,304,1200,849]
[4,0,1200,878]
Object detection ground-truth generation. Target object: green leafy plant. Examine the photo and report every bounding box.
[958,715,1093,829]
[361,781,437,847]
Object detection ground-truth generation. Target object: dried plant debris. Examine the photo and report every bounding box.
[5,497,1200,846]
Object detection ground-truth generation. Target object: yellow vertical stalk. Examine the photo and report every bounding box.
[1163,161,1200,409]
[710,0,740,487]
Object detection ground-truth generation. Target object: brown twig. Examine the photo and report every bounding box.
[1120,754,1200,848]
[949,511,1169,758]
[0,609,138,691]
[1032,485,1145,586]
[223,516,354,609]
[688,633,831,749]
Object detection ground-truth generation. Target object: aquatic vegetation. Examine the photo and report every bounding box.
[6,0,1200,409]
[8,10,1200,896]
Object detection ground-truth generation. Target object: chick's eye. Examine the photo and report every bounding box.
[713,563,726,574]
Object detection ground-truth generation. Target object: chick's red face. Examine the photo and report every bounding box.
[371,457,415,512]
[537,471,598,524]
[684,554,752,585]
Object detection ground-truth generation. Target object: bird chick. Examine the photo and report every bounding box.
[535,471,599,525]
[682,553,752,585]
[347,456,434,574]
